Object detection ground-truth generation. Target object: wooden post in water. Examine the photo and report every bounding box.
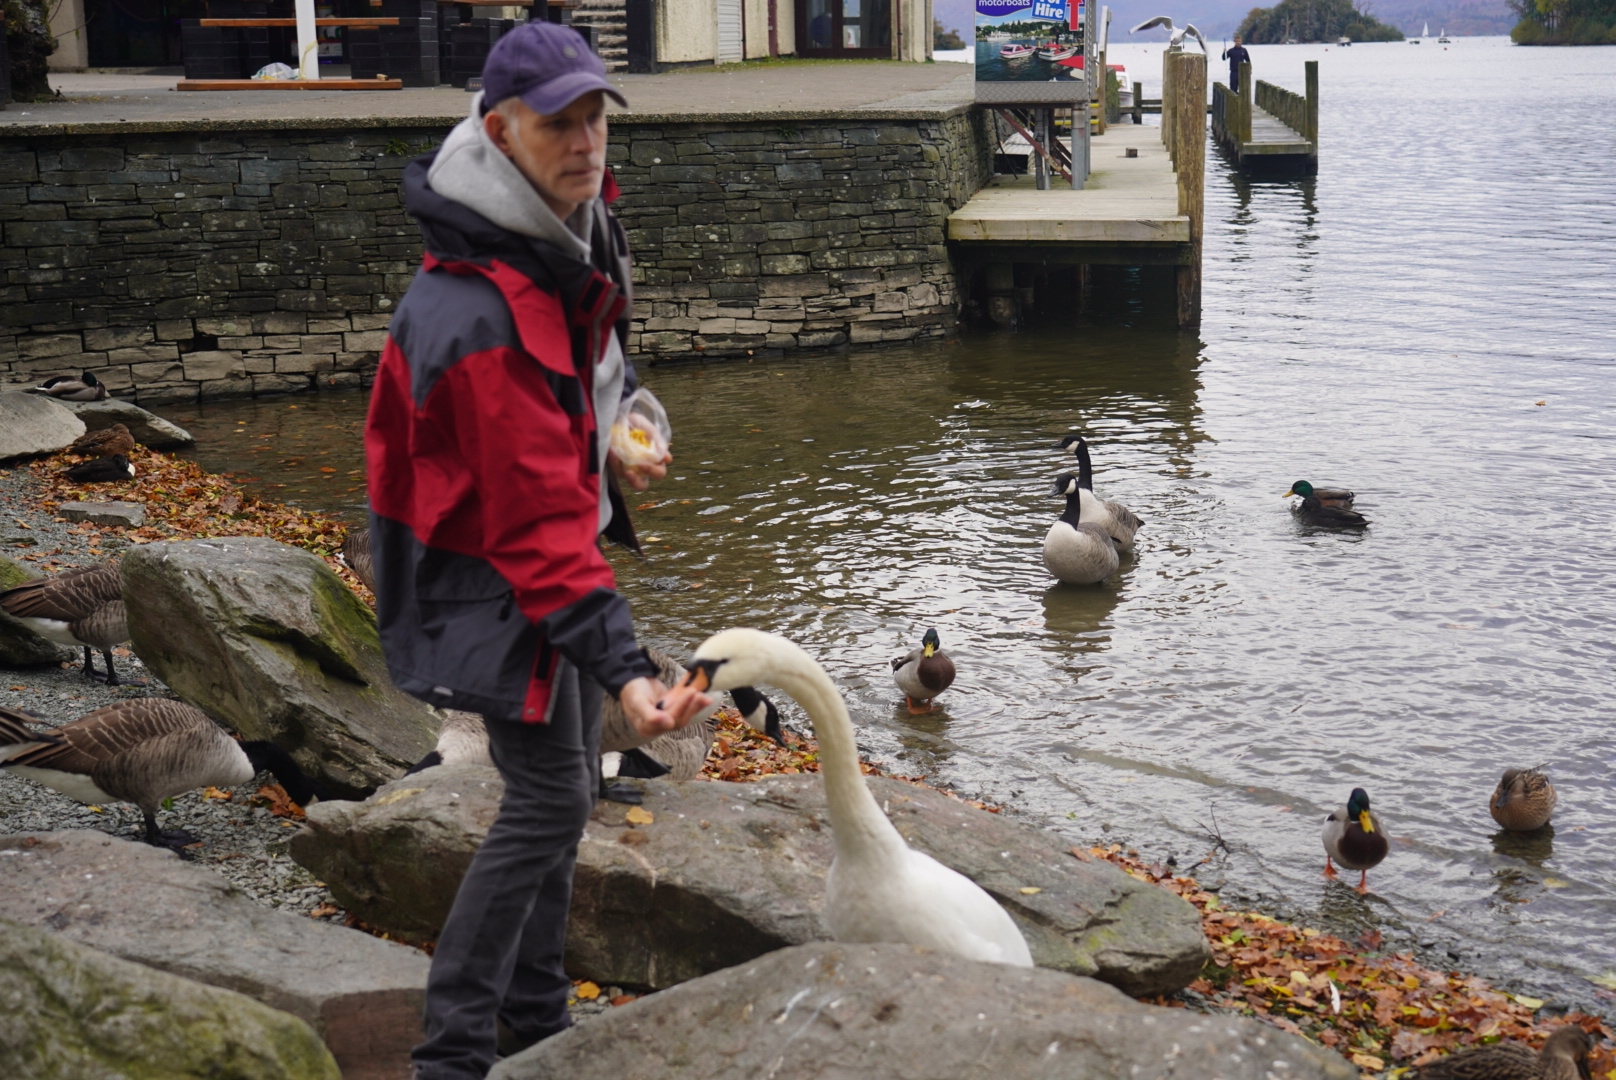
[1304,59,1318,145]
[1171,49,1205,330]
[1161,48,1174,156]
[1239,60,1253,144]
[1132,81,1143,124]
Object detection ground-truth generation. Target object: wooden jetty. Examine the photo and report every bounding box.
[949,49,1207,330]
[1211,60,1317,175]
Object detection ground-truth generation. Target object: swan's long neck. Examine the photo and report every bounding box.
[754,644,907,861]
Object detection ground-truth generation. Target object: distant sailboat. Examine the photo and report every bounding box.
[1437,27,1451,42]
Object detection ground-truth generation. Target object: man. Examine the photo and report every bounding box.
[1222,35,1251,93]
[363,23,711,1080]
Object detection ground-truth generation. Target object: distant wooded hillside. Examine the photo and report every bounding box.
[1509,0,1616,42]
[1238,0,1407,41]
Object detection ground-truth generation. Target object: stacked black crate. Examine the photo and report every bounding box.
[449,19,512,89]
[437,1,467,87]
[181,21,235,79]
[364,0,440,86]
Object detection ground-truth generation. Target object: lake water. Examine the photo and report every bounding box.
[169,37,1616,1015]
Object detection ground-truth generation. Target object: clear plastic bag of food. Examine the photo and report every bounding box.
[609,387,672,469]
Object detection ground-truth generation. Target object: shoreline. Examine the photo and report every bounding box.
[2,446,1612,1071]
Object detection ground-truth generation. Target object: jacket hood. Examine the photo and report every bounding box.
[425,93,594,261]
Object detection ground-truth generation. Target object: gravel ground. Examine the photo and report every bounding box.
[1,459,625,1024]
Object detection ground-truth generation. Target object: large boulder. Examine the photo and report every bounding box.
[0,392,84,461]
[0,915,340,1080]
[491,941,1355,1080]
[294,769,1209,998]
[122,537,440,797]
[61,396,195,448]
[0,830,430,1080]
[3,0,55,103]
[0,553,75,665]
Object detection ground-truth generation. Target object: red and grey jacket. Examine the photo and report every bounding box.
[364,154,656,723]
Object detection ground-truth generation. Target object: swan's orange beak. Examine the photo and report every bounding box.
[657,662,712,720]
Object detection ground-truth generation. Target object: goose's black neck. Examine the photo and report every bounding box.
[1059,489,1086,529]
[1075,439,1095,491]
[241,741,328,806]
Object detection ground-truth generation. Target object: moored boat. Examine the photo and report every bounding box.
[1036,42,1078,60]
[999,42,1034,59]
[1111,63,1132,105]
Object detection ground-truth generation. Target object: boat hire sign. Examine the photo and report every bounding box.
[975,0,1085,95]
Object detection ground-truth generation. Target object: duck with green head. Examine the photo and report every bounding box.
[1285,480,1369,527]
[1322,787,1389,894]
[892,628,956,715]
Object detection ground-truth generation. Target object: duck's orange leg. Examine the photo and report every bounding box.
[1356,870,1371,896]
[905,696,930,715]
[1323,856,1339,880]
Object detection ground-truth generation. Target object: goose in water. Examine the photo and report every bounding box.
[1322,786,1389,894]
[1411,1024,1593,1080]
[1055,434,1143,550]
[891,627,955,714]
[1490,765,1557,832]
[33,371,107,401]
[0,700,325,853]
[1285,480,1368,527]
[403,654,781,805]
[0,562,130,684]
[63,454,135,485]
[1043,472,1121,585]
[660,628,1034,967]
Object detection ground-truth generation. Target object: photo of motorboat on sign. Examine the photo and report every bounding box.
[1000,42,1036,58]
[1036,42,1077,59]
[976,0,1084,84]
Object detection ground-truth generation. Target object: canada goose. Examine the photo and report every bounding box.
[1322,787,1389,894]
[403,709,489,775]
[0,700,325,852]
[661,629,1034,967]
[1412,1024,1593,1080]
[0,710,63,761]
[1043,472,1121,586]
[68,423,136,459]
[34,371,108,401]
[1285,480,1369,527]
[1491,765,1557,832]
[891,628,955,714]
[1055,434,1143,550]
[63,454,135,484]
[0,562,130,684]
[341,527,374,593]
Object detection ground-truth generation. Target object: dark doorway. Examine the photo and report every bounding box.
[796,0,891,57]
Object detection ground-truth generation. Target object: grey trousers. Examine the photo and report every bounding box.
[412,660,603,1080]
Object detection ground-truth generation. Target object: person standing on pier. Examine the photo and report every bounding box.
[363,22,711,1080]
[1222,35,1251,92]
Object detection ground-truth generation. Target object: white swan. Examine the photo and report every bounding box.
[1043,472,1121,585]
[662,628,1033,967]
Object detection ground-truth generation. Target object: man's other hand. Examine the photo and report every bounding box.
[618,675,709,740]
[608,449,672,492]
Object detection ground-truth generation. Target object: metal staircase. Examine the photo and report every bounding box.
[572,0,628,72]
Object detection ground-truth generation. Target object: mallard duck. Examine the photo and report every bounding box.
[0,562,129,684]
[1056,434,1143,550]
[0,700,325,853]
[34,371,108,401]
[1491,765,1557,832]
[68,423,136,459]
[63,454,135,484]
[341,527,375,593]
[1322,786,1389,894]
[1412,1024,1593,1079]
[1043,471,1121,586]
[1286,480,1369,527]
[891,628,955,714]
[661,629,1033,966]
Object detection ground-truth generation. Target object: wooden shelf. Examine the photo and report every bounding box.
[199,17,400,26]
[175,78,405,90]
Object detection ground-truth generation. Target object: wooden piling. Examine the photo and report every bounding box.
[1132,81,1143,124]
[1170,50,1205,330]
[1161,49,1174,156]
[1305,59,1318,144]
[1239,61,1253,144]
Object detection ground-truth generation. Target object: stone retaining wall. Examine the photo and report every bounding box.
[0,110,989,404]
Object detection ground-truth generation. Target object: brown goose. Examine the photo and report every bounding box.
[1491,766,1558,832]
[1412,1024,1593,1079]
[1322,786,1390,894]
[0,562,130,684]
[0,701,325,852]
[892,628,956,714]
[34,371,108,401]
[63,454,135,484]
[341,527,375,592]
[68,423,137,459]
[0,709,63,761]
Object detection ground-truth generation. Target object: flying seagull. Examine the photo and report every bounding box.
[1130,16,1208,53]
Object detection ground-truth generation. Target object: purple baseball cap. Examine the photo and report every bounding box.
[481,22,627,116]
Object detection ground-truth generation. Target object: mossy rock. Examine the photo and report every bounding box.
[0,553,75,666]
[0,916,341,1080]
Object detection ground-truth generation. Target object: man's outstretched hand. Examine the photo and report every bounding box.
[618,676,710,740]
[608,448,672,493]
